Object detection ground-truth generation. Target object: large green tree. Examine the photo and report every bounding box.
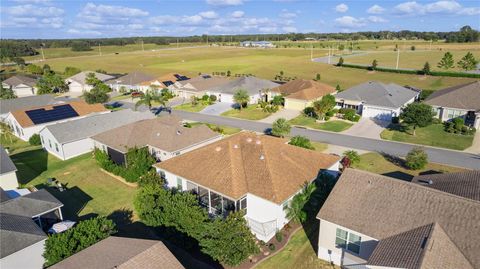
[437,52,454,70]
[36,72,68,94]
[233,89,250,110]
[271,118,291,138]
[0,85,16,99]
[83,73,111,104]
[312,94,336,119]
[286,182,316,223]
[457,52,478,71]
[400,103,435,136]
[135,90,166,110]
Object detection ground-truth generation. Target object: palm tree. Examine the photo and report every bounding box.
[0,122,13,144]
[286,182,316,223]
[135,90,166,111]
[233,89,250,110]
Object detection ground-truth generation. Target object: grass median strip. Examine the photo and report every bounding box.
[289,115,353,132]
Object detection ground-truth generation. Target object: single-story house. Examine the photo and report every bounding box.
[334,81,420,121]
[141,73,190,91]
[317,169,479,268]
[50,236,184,269]
[240,41,275,48]
[91,115,222,165]
[0,188,64,269]
[208,76,279,104]
[5,101,109,141]
[106,71,156,92]
[65,71,114,93]
[172,74,231,100]
[0,146,18,190]
[39,109,155,160]
[271,79,336,111]
[0,94,57,121]
[155,132,340,242]
[424,81,480,129]
[1,75,38,97]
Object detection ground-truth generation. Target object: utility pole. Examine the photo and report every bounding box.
[40,46,45,61]
[310,44,313,61]
[396,47,400,70]
[141,40,144,51]
[98,43,102,56]
[206,35,209,46]
[328,46,331,64]
[177,38,179,48]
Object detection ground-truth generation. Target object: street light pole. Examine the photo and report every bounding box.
[396,47,400,70]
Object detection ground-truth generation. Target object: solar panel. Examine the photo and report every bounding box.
[174,74,181,79]
[25,104,79,125]
[162,81,174,86]
[177,76,189,81]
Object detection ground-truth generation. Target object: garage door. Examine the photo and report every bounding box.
[285,98,308,111]
[362,106,393,121]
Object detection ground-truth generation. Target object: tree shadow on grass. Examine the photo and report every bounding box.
[11,149,48,185]
[385,123,411,134]
[37,184,93,221]
[380,152,407,168]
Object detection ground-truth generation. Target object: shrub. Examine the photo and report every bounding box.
[325,110,335,117]
[271,118,291,138]
[29,134,41,145]
[339,108,358,121]
[289,135,314,150]
[209,94,217,102]
[392,116,400,124]
[303,107,318,119]
[268,243,276,251]
[324,116,330,121]
[405,147,428,170]
[275,231,283,243]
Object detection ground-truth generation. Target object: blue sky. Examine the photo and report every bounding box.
[0,0,479,39]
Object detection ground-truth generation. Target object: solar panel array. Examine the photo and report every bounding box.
[162,81,174,87]
[174,74,189,81]
[25,104,79,125]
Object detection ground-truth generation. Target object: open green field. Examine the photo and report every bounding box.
[342,50,480,71]
[380,124,474,150]
[40,46,477,91]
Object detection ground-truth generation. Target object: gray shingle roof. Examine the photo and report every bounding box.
[66,71,114,86]
[43,109,155,144]
[50,237,184,269]
[412,170,480,201]
[0,146,17,175]
[334,81,419,108]
[2,75,38,88]
[209,76,279,95]
[0,189,63,217]
[106,71,155,86]
[0,94,57,114]
[317,169,480,268]
[425,81,480,111]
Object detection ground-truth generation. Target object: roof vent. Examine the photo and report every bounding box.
[246,138,253,143]
[256,140,261,145]
[428,180,433,185]
[215,146,222,152]
[176,130,182,135]
[259,154,265,160]
[233,144,239,149]
[156,133,160,136]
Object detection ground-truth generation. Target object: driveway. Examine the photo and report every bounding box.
[342,118,389,139]
[466,131,480,154]
[259,109,300,124]
[200,102,234,115]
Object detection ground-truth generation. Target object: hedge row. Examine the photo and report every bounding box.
[337,63,480,78]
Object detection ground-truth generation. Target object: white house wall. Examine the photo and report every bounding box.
[61,138,94,160]
[12,84,36,97]
[149,135,222,162]
[39,127,64,160]
[0,171,19,190]
[318,219,378,267]
[0,239,46,269]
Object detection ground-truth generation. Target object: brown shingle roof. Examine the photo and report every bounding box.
[10,101,108,128]
[425,81,480,111]
[412,170,480,201]
[2,75,37,88]
[156,132,339,204]
[91,115,220,153]
[50,237,184,269]
[179,75,232,92]
[272,79,336,101]
[318,169,480,268]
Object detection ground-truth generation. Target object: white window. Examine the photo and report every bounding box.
[176,177,183,189]
[55,143,59,152]
[335,228,361,254]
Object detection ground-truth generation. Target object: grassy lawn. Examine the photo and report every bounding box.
[174,102,209,112]
[352,152,466,181]
[0,133,38,154]
[9,148,137,222]
[110,94,131,101]
[380,124,474,150]
[289,115,353,132]
[188,122,241,135]
[311,141,328,152]
[221,105,271,120]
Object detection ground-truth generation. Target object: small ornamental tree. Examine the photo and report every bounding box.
[271,118,291,138]
[437,52,454,70]
[335,84,342,92]
[199,211,259,267]
[422,62,431,75]
[134,90,165,110]
[341,150,360,168]
[289,135,314,150]
[84,88,109,104]
[43,216,116,267]
[36,72,68,94]
[29,134,41,145]
[26,64,43,75]
[233,89,250,110]
[457,52,478,71]
[122,147,156,182]
[371,59,378,70]
[0,86,16,99]
[337,57,344,66]
[313,94,336,120]
[271,95,284,106]
[286,182,315,223]
[405,147,428,170]
[400,103,435,136]
[315,73,321,81]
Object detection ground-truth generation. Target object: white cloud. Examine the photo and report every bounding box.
[206,0,243,6]
[335,3,349,13]
[394,1,424,15]
[457,7,480,15]
[425,0,461,13]
[199,11,218,19]
[79,3,148,18]
[334,16,366,28]
[8,4,64,17]
[3,3,64,28]
[67,29,102,36]
[231,11,245,18]
[367,4,385,14]
[259,27,277,33]
[12,0,51,3]
[282,26,297,32]
[394,1,477,16]
[279,9,298,18]
[368,16,387,23]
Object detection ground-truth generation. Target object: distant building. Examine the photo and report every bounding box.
[207,76,279,104]
[1,75,38,97]
[0,95,58,121]
[65,71,114,94]
[240,41,275,48]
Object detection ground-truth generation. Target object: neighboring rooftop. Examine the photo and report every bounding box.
[0,146,17,176]
[43,109,155,144]
[156,132,339,204]
[0,94,57,115]
[66,71,114,86]
[0,189,63,218]
[178,75,231,92]
[106,71,156,86]
[49,236,184,269]
[210,76,279,95]
[2,75,38,88]
[334,81,419,108]
[92,115,221,153]
[272,79,336,101]
[10,101,108,128]
[425,81,480,111]
[412,170,480,201]
[318,169,480,268]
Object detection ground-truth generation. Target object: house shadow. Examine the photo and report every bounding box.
[37,184,94,221]
[382,171,413,181]
[12,149,49,185]
[419,170,443,176]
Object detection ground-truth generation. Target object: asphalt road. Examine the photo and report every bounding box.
[171,110,480,170]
